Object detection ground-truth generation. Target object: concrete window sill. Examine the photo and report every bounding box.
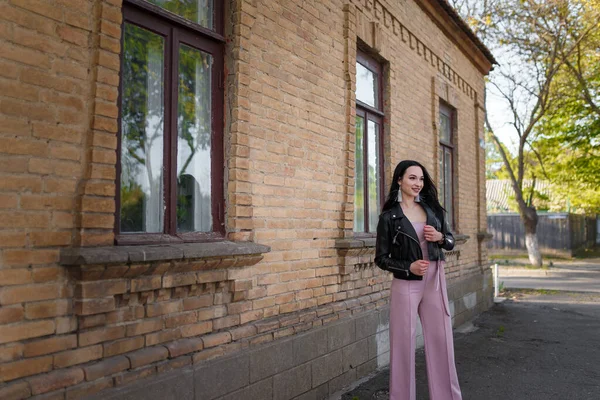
[454,234,470,245]
[334,237,377,250]
[477,232,493,242]
[60,241,271,266]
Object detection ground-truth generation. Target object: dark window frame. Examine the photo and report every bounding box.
[354,50,385,236]
[439,101,456,230]
[115,0,225,245]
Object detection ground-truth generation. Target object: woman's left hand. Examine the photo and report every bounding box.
[423,225,443,242]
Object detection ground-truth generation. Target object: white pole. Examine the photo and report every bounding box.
[494,263,499,298]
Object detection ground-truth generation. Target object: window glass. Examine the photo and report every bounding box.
[148,0,213,29]
[444,147,453,228]
[177,44,213,232]
[367,120,381,233]
[354,115,365,232]
[354,52,383,234]
[356,62,377,108]
[439,103,454,229]
[440,111,451,143]
[118,3,223,242]
[120,23,165,233]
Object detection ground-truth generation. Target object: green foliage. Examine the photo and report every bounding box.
[537,144,600,213]
[507,187,550,212]
[532,1,600,213]
[496,325,505,337]
[120,182,145,232]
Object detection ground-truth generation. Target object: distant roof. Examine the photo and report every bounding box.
[435,0,497,65]
[486,180,551,212]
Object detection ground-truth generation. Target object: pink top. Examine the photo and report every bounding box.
[411,221,429,261]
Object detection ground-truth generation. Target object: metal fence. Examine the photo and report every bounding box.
[487,213,598,256]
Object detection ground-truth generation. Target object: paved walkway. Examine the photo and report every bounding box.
[338,290,600,400]
[492,257,600,271]
[496,257,600,293]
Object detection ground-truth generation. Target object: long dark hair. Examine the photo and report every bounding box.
[382,160,446,217]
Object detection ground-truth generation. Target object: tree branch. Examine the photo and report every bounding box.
[484,89,527,211]
[563,53,600,118]
[525,139,549,180]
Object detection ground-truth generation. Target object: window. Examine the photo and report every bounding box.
[438,102,455,229]
[354,51,384,234]
[117,0,224,244]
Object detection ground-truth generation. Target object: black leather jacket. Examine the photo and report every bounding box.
[374,202,455,280]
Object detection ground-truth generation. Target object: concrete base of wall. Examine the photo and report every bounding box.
[448,268,494,329]
[86,270,493,400]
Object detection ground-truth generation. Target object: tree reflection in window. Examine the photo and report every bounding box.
[177,45,212,232]
[120,24,165,233]
[148,0,213,29]
[354,115,365,232]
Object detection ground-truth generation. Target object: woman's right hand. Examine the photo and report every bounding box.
[410,260,430,276]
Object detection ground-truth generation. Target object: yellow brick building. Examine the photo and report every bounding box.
[0,0,494,398]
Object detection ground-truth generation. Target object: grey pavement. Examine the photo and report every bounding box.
[498,269,600,293]
[338,290,600,400]
[493,257,600,272]
[496,257,600,293]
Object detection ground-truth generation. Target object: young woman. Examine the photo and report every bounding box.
[375,160,462,400]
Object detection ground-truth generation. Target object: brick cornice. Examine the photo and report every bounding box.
[414,0,495,74]
[353,0,492,102]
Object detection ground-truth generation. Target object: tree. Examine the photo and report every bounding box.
[485,131,505,179]
[452,0,599,265]
[556,0,600,120]
[535,0,600,214]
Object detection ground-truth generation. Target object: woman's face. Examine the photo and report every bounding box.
[398,165,424,200]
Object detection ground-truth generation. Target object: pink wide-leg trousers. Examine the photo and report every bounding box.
[389,261,462,400]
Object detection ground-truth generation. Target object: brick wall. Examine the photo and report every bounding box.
[1,0,98,397]
[0,0,493,398]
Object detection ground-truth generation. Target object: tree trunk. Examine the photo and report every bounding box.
[522,207,542,266]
